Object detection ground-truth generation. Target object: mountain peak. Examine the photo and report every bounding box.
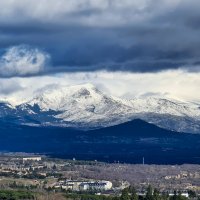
[0,83,200,134]
[26,83,111,113]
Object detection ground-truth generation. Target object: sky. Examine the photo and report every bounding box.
[0,0,200,103]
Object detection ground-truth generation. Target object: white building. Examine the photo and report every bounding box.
[56,180,112,191]
[22,157,42,162]
[79,181,112,191]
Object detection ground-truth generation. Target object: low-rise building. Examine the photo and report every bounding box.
[54,180,112,191]
[22,157,42,162]
[79,181,112,191]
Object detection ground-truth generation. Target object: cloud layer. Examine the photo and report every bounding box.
[0,0,200,72]
[0,0,181,26]
[0,1,199,103]
[0,45,50,77]
[0,70,200,104]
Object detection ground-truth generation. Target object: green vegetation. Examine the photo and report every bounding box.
[66,193,113,200]
[0,186,196,200]
[65,185,194,200]
[0,190,34,200]
[119,186,189,200]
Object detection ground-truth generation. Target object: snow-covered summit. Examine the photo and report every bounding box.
[24,83,132,125]
[0,83,200,133]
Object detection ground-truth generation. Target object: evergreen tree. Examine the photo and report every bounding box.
[146,185,153,200]
[130,186,138,200]
[188,190,196,198]
[121,188,130,200]
[153,188,161,200]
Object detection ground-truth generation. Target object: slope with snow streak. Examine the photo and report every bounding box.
[1,83,200,133]
[129,97,200,118]
[22,84,134,127]
[122,97,200,133]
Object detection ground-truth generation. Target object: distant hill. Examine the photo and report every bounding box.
[89,118,176,136]
[0,119,200,164]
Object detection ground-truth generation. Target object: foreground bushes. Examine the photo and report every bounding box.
[0,190,34,200]
[65,185,191,200]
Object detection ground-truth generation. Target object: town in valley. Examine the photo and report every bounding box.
[0,153,199,200]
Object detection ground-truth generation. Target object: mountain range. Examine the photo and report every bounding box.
[1,83,200,134]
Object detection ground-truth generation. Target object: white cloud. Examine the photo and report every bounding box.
[0,70,200,104]
[0,45,50,77]
[0,79,23,95]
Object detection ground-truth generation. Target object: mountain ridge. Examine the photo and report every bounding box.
[0,118,200,164]
[0,83,200,134]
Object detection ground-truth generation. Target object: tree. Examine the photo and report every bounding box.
[146,185,153,200]
[129,186,138,200]
[121,188,130,200]
[188,190,196,198]
[153,188,161,200]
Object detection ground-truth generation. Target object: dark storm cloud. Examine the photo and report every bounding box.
[0,0,200,74]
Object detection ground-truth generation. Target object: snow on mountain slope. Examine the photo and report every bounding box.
[0,83,200,133]
[118,96,200,133]
[21,83,134,127]
[130,97,200,118]
[0,101,16,117]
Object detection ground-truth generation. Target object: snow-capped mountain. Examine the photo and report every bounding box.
[18,83,134,127]
[0,83,200,133]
